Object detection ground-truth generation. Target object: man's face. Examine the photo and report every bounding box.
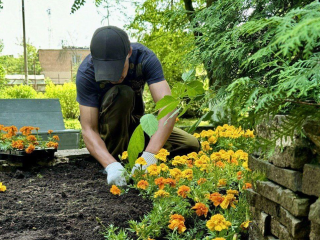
[110,47,133,84]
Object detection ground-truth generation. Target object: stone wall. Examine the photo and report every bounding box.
[248,117,320,240]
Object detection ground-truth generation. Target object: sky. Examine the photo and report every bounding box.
[0,0,137,56]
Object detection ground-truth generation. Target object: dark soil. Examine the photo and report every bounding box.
[0,158,152,240]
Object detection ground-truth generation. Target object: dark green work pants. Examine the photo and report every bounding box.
[99,85,200,160]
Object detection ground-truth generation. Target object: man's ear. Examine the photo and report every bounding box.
[128,47,133,58]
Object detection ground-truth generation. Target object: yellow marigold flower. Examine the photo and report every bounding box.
[110,185,121,195]
[227,189,239,196]
[137,180,149,190]
[154,189,170,198]
[187,152,199,160]
[208,136,217,144]
[201,141,211,152]
[25,144,35,154]
[47,130,53,134]
[169,168,182,180]
[52,135,60,141]
[26,135,37,142]
[240,220,252,230]
[0,182,7,192]
[164,178,176,188]
[195,155,209,168]
[177,185,190,198]
[147,164,161,176]
[220,194,238,209]
[207,192,224,207]
[155,177,166,189]
[159,163,169,172]
[193,133,200,138]
[200,130,209,138]
[175,117,179,123]
[244,129,254,138]
[172,156,187,166]
[168,214,186,234]
[198,150,205,156]
[135,157,147,165]
[191,202,208,217]
[212,238,226,240]
[121,151,128,160]
[243,183,252,189]
[206,214,231,232]
[154,148,170,162]
[197,178,207,185]
[210,152,222,161]
[181,169,193,180]
[217,179,227,187]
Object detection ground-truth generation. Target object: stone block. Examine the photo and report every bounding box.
[250,206,270,236]
[54,148,90,160]
[310,222,320,240]
[270,218,294,240]
[247,189,310,238]
[249,156,303,192]
[255,181,310,217]
[302,164,320,197]
[309,199,320,225]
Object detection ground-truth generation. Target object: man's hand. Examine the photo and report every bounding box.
[105,162,127,186]
[131,151,158,175]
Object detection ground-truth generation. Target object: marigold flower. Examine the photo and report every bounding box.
[154,148,170,162]
[170,214,185,222]
[147,164,161,176]
[191,202,208,217]
[154,189,170,198]
[110,185,121,195]
[0,182,7,192]
[215,161,225,168]
[220,194,238,209]
[25,144,35,154]
[46,141,59,149]
[212,238,226,240]
[217,179,227,187]
[175,117,179,123]
[207,192,224,207]
[164,178,176,188]
[208,136,217,144]
[187,152,199,160]
[35,127,40,131]
[137,180,149,190]
[227,189,239,196]
[168,214,186,234]
[181,169,193,180]
[187,160,193,168]
[197,178,207,185]
[244,129,254,138]
[193,133,200,138]
[3,126,18,137]
[52,135,60,141]
[169,168,182,180]
[177,185,190,198]
[237,171,242,180]
[243,183,252,189]
[11,140,24,150]
[135,157,147,165]
[172,155,187,166]
[155,177,166,189]
[26,135,37,142]
[159,163,169,172]
[206,214,231,232]
[20,126,34,136]
[121,151,128,160]
[240,220,252,230]
[201,141,211,152]
[48,130,53,134]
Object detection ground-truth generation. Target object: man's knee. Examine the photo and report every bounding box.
[188,136,201,153]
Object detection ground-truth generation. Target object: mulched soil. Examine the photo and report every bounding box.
[0,158,152,240]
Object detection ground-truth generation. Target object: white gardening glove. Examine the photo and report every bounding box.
[105,162,127,186]
[131,151,158,175]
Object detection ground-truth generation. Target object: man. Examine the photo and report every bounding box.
[76,26,200,186]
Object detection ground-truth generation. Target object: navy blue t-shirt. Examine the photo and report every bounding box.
[76,43,165,114]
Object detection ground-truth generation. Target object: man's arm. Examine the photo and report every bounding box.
[79,105,117,168]
[145,80,178,154]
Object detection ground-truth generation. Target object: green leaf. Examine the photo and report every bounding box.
[140,114,158,137]
[127,124,145,168]
[155,95,177,110]
[187,111,213,133]
[164,107,181,125]
[182,69,195,82]
[171,82,186,98]
[186,81,204,97]
[157,100,179,120]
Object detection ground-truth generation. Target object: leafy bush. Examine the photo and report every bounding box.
[45,82,79,119]
[0,84,38,99]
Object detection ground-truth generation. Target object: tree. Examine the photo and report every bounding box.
[0,40,7,89]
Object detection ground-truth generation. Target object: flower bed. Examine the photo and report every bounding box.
[0,125,59,166]
[107,124,258,240]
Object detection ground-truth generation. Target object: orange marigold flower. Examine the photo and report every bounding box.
[213,238,226,240]
[207,192,224,207]
[243,183,252,189]
[35,127,40,131]
[155,177,166,190]
[137,180,149,190]
[110,185,121,195]
[237,171,242,180]
[170,214,185,223]
[4,126,18,137]
[175,117,179,123]
[197,178,207,185]
[220,194,238,209]
[177,185,190,198]
[168,219,186,234]
[187,159,193,168]
[25,144,35,154]
[191,202,209,217]
[20,126,34,136]
[46,141,59,149]
[53,135,60,141]
[26,135,37,142]
[215,161,225,168]
[164,178,176,188]
[48,130,53,134]
[11,140,24,150]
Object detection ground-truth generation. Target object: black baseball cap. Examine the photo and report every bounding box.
[90,26,130,82]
